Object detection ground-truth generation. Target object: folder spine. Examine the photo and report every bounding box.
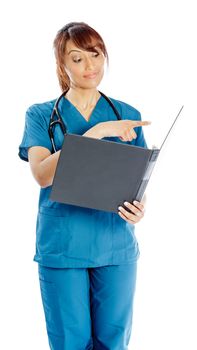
[135,149,160,202]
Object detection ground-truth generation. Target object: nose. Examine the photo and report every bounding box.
[85,57,95,71]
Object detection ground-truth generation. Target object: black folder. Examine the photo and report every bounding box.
[50,106,184,213]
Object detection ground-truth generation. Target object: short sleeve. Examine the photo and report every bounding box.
[18,104,52,162]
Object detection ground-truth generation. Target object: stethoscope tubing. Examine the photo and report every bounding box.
[48,90,122,153]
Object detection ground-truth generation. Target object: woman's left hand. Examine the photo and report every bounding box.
[118,200,145,224]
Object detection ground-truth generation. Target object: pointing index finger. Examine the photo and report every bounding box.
[132,120,151,127]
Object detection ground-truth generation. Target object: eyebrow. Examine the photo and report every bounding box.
[68,49,82,55]
[68,46,98,55]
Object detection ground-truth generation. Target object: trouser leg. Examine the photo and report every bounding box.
[89,262,137,350]
[38,265,93,350]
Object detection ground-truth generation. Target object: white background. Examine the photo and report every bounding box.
[0,0,197,349]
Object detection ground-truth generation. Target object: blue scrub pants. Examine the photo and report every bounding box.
[38,262,137,350]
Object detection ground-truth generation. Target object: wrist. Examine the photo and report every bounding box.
[83,122,107,139]
[96,122,109,138]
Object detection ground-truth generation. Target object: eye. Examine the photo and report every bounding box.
[73,57,82,63]
[92,52,100,57]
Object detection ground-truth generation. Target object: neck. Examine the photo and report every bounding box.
[65,87,100,110]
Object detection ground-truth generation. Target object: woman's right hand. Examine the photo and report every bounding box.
[98,119,151,142]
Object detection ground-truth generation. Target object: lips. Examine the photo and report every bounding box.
[83,72,98,79]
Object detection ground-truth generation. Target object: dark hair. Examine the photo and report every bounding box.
[53,22,109,92]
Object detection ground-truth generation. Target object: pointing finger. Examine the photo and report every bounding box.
[132,120,151,127]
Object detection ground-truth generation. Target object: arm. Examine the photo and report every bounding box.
[28,147,61,188]
[84,120,150,141]
[28,119,150,188]
[27,123,104,188]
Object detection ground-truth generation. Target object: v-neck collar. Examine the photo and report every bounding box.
[61,93,104,124]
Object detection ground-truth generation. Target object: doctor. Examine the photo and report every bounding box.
[19,22,150,350]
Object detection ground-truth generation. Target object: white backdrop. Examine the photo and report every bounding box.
[1,0,196,349]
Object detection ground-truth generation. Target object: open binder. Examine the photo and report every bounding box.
[50,106,184,213]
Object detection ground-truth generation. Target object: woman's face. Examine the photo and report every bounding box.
[64,39,105,90]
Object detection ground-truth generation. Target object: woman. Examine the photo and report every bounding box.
[19,22,150,350]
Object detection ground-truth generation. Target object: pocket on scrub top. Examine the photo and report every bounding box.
[36,206,71,255]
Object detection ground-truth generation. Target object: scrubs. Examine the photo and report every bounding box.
[18,94,147,349]
[38,262,137,350]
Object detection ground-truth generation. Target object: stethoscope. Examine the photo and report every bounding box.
[48,90,122,153]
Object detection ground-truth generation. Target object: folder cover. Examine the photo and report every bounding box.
[50,133,159,213]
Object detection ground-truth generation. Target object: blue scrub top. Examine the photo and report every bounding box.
[18,94,147,268]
